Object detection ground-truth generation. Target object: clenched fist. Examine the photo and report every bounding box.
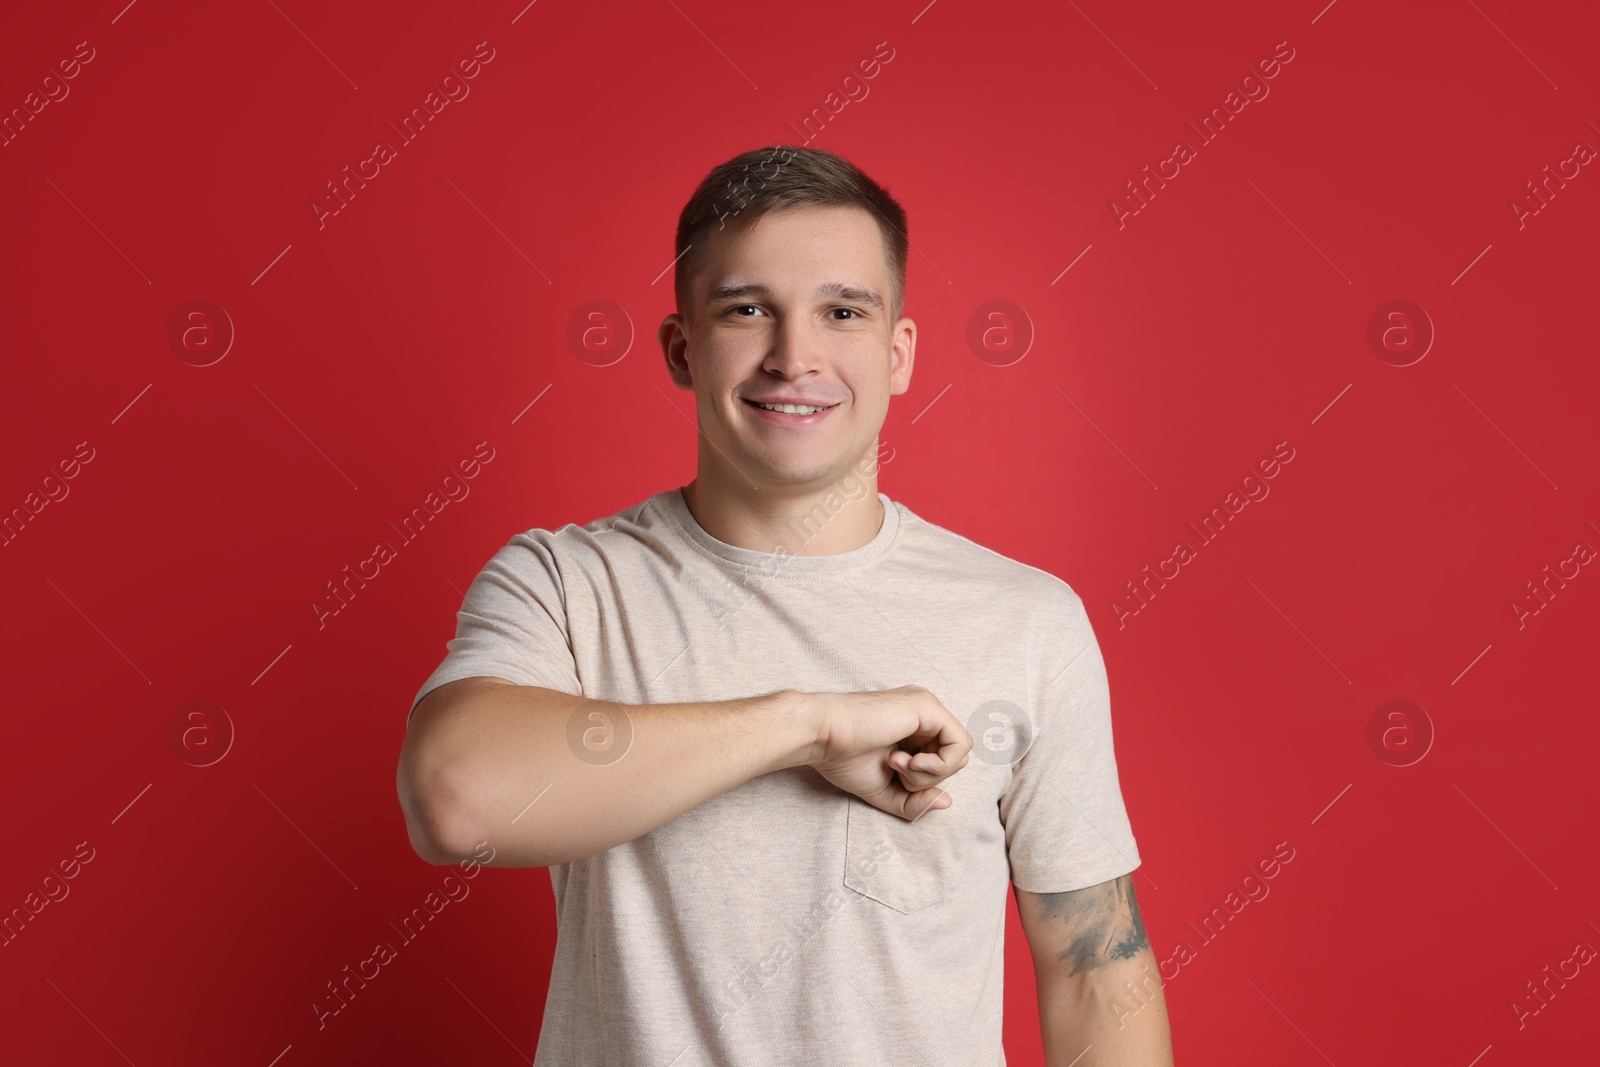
[798,685,972,821]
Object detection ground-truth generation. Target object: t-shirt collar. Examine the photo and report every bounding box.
[658,484,900,574]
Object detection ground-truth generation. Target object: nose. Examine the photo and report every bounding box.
[762,312,821,379]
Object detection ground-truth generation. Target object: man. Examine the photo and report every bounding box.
[397,144,1173,1065]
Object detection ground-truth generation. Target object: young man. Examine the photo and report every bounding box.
[397,145,1173,1065]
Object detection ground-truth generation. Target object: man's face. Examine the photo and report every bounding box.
[660,204,914,494]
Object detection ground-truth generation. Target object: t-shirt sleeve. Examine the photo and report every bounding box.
[407,531,584,728]
[1000,586,1141,893]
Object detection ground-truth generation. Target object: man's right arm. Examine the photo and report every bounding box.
[397,678,818,869]
[398,678,972,869]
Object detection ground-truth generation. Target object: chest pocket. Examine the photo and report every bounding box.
[842,794,974,915]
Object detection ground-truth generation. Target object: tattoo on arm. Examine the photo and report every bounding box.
[1029,873,1150,976]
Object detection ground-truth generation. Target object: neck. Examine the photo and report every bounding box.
[680,466,885,556]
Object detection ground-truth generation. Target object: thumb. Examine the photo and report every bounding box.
[898,784,954,822]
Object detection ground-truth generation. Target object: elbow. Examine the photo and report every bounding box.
[398,758,483,866]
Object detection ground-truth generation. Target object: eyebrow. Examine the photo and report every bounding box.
[706,281,885,311]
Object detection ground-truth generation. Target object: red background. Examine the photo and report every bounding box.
[3,0,1597,1062]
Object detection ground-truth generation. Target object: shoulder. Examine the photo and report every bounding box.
[503,490,664,553]
[477,492,667,589]
[892,500,1089,619]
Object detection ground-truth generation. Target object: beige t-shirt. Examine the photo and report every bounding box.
[409,485,1141,1066]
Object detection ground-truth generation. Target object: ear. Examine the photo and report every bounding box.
[659,313,694,390]
[888,317,916,396]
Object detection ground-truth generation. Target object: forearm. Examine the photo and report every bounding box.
[401,681,816,868]
[1039,949,1173,1066]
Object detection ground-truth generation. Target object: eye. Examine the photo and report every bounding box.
[830,307,861,320]
[726,304,765,317]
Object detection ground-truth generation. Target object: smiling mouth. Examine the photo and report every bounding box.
[742,399,839,415]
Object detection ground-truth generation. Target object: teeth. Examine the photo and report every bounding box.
[755,402,826,415]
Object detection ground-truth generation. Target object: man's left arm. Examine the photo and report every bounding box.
[1016,873,1174,1065]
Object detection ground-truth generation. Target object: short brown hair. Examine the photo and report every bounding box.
[673,145,909,325]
